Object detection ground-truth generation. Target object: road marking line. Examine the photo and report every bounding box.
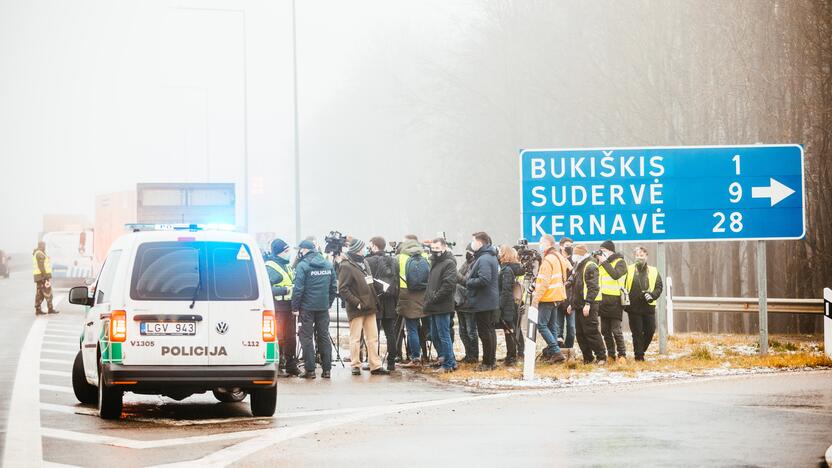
[42,349,76,356]
[153,391,537,467]
[40,384,74,394]
[40,403,97,416]
[40,369,72,378]
[41,358,73,365]
[43,462,82,468]
[41,427,270,449]
[2,317,46,467]
[44,332,77,339]
[43,341,77,347]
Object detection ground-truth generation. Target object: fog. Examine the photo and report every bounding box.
[2,1,830,304]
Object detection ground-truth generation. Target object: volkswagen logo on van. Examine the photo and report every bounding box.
[215,321,229,335]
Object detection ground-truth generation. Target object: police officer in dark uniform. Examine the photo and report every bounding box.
[264,238,300,377]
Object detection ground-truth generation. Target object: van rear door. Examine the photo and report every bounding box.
[124,240,210,366]
[205,242,267,366]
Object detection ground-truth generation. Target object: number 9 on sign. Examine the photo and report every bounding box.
[728,182,742,203]
[713,212,744,233]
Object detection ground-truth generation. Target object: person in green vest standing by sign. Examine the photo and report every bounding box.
[265,238,300,377]
[625,246,664,362]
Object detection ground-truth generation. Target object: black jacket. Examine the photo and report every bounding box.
[498,262,523,324]
[366,252,399,319]
[465,245,500,313]
[424,251,458,315]
[570,257,600,309]
[626,264,664,315]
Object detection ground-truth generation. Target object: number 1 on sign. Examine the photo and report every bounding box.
[732,154,741,175]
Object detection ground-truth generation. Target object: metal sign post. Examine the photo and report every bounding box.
[823,287,831,359]
[757,240,768,354]
[656,242,667,354]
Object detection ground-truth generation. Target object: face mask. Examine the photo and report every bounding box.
[635,258,647,266]
[278,251,291,261]
[431,250,443,258]
[471,241,482,252]
[564,246,573,256]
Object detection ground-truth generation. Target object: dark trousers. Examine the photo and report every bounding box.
[299,309,331,372]
[377,317,398,368]
[601,317,627,359]
[276,310,298,371]
[503,326,524,360]
[575,303,606,363]
[628,313,656,359]
[35,280,53,312]
[474,311,497,366]
[457,311,479,359]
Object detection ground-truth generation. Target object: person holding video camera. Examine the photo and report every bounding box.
[568,245,607,364]
[366,236,400,371]
[292,239,337,379]
[338,238,390,376]
[595,240,629,363]
[625,246,663,361]
[466,232,500,371]
[531,234,570,364]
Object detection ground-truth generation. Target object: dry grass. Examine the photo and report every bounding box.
[419,333,832,385]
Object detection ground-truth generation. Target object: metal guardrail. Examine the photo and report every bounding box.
[671,296,824,315]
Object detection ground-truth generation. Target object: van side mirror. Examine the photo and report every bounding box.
[69,286,93,306]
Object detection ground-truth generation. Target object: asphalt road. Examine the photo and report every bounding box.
[0,271,830,467]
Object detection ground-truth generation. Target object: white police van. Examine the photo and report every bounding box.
[68,224,278,419]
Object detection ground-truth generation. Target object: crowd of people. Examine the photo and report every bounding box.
[262,231,664,379]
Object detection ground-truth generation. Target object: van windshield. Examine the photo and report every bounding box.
[130,241,257,301]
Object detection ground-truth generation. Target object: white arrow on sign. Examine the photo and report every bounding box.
[751,177,795,206]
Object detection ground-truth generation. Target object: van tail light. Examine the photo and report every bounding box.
[109,310,127,342]
[262,310,276,342]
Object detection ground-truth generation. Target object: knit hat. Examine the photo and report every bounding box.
[600,240,616,252]
[573,244,588,255]
[347,238,366,255]
[270,238,289,255]
[297,239,316,251]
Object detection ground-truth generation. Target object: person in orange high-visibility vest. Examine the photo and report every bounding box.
[531,234,571,363]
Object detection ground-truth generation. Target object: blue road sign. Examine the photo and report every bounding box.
[519,144,805,243]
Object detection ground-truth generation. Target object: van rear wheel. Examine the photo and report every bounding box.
[97,363,123,420]
[72,351,97,404]
[213,388,247,403]
[249,386,276,417]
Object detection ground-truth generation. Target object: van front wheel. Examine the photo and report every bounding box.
[249,386,276,417]
[72,351,97,404]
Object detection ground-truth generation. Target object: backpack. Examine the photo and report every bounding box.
[404,253,429,291]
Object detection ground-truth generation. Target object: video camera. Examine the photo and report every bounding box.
[324,231,348,256]
[514,238,542,277]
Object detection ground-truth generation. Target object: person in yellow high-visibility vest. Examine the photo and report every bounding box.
[595,240,628,363]
[265,238,299,377]
[624,246,664,361]
[567,245,606,364]
[32,241,58,315]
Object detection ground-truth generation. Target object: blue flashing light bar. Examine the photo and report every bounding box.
[125,223,238,232]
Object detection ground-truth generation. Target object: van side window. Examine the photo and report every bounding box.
[96,250,122,304]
